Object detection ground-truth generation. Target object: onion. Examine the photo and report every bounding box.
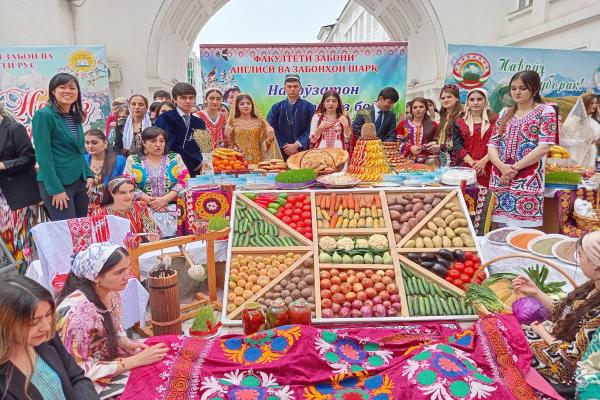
[356,272,366,281]
[339,272,348,281]
[376,270,385,276]
[371,274,382,283]
[332,293,346,304]
[389,294,400,303]
[364,269,374,277]
[320,279,332,289]
[321,308,334,318]
[351,309,362,318]
[320,271,330,279]
[347,275,357,285]
[364,299,374,307]
[339,307,351,318]
[356,291,367,302]
[360,306,373,318]
[343,301,352,309]
[386,284,399,295]
[372,296,382,305]
[320,289,331,299]
[347,269,356,276]
[374,282,386,292]
[387,308,397,316]
[352,299,363,310]
[385,270,395,278]
[330,276,342,286]
[365,287,377,299]
[330,268,340,277]
[340,283,352,294]
[345,292,357,302]
[362,278,374,288]
[381,276,393,285]
[330,284,341,294]
[331,303,342,313]
[391,302,402,310]
[321,298,333,308]
[379,290,390,301]
[383,300,391,308]
[373,304,387,317]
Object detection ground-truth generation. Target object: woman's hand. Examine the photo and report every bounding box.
[427,142,441,154]
[529,321,556,344]
[129,343,169,369]
[319,118,335,130]
[86,178,95,196]
[512,275,541,297]
[148,196,169,211]
[52,192,70,210]
[410,145,422,155]
[147,233,160,242]
[119,337,148,355]
[472,159,487,174]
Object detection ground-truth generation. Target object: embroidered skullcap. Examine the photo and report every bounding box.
[71,242,122,281]
[108,176,134,193]
[440,84,459,98]
[582,231,600,266]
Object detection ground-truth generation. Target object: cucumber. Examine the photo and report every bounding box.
[401,268,407,279]
[407,296,414,315]
[434,297,444,315]
[249,237,258,247]
[411,278,420,295]
[270,224,277,236]
[429,297,439,315]
[448,298,458,314]
[419,279,429,295]
[439,298,450,315]
[242,235,249,247]
[262,236,275,246]
[418,297,425,316]
[433,284,444,297]
[423,297,431,315]
[459,299,467,315]
[232,235,238,247]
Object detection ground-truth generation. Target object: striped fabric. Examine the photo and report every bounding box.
[61,114,79,142]
[31,353,67,400]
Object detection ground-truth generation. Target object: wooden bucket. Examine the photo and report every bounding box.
[148,268,182,335]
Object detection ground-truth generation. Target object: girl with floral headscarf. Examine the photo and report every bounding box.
[55,243,168,398]
[452,88,497,188]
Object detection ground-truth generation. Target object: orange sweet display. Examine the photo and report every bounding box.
[212,148,248,173]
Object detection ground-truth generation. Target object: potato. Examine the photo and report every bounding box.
[291,289,302,299]
[457,218,468,227]
[413,203,424,213]
[400,222,412,236]
[280,289,291,298]
[280,279,289,287]
[305,274,315,284]
[422,194,434,204]
[419,229,435,238]
[291,276,301,284]
[432,217,446,228]
[390,210,402,221]
[423,237,434,248]
[436,227,446,236]
[452,211,465,219]
[415,210,427,220]
[257,276,270,287]
[301,288,313,298]
[432,236,442,247]
[408,217,419,228]
[440,210,452,219]
[414,193,426,200]
[394,233,402,243]
[252,285,262,293]
[400,212,414,223]
[242,289,254,300]
[287,283,297,291]
[387,196,397,206]
[423,204,433,212]
[427,221,438,231]
[445,215,456,225]
[298,281,307,290]
[445,227,456,239]
[415,238,424,248]
[404,239,416,248]
[444,204,455,210]
[455,227,470,235]
[451,237,464,247]
[398,198,410,206]
[442,236,453,247]
[392,220,402,232]
[461,233,475,246]
[432,198,442,207]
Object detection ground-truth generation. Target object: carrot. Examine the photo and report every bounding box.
[330,193,336,215]
[342,194,348,210]
[354,195,361,212]
[335,193,343,209]
[348,193,354,211]
[374,194,382,208]
[330,215,339,229]
[316,195,322,208]
[359,195,367,208]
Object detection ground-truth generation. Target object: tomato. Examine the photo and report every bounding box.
[276,211,284,219]
[301,211,312,219]
[289,222,297,229]
[284,209,293,217]
[448,269,461,279]
[472,256,481,264]
[464,260,474,268]
[472,262,481,271]
[464,252,474,261]
[452,279,464,287]
[291,214,301,222]
[303,219,312,226]
[460,273,471,283]
[296,226,305,234]
[305,232,313,240]
[453,262,465,271]
[463,267,475,277]
[445,276,454,283]
[303,198,310,205]
[293,207,303,215]
[297,194,307,202]
[287,195,297,203]
[476,276,484,284]
[302,204,311,211]
[282,216,292,224]
[284,203,293,210]
[296,221,304,228]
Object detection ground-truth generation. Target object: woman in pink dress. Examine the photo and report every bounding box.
[197,88,229,148]
[309,91,351,150]
[488,70,557,227]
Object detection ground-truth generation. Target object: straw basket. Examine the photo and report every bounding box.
[573,192,600,231]
[469,253,578,317]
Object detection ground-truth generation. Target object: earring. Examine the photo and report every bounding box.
[95,280,100,289]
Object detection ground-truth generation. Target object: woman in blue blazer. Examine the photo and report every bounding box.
[84,129,126,215]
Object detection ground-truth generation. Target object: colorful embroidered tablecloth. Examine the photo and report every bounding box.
[554,188,597,237]
[121,315,562,400]
[177,188,233,236]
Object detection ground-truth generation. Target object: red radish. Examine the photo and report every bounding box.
[339,307,351,318]
[389,294,400,304]
[387,308,397,316]
[392,302,402,310]
[373,304,386,317]
[383,300,391,308]
[343,301,352,309]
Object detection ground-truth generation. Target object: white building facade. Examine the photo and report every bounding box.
[318,0,600,99]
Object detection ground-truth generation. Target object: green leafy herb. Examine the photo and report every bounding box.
[522,265,566,295]
[208,216,230,231]
[275,168,317,184]
[191,305,217,332]
[464,283,511,313]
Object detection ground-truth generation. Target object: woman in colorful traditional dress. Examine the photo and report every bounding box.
[84,129,126,215]
[309,91,351,150]
[0,274,98,400]
[94,176,159,242]
[396,97,439,163]
[197,88,229,148]
[488,70,557,227]
[124,126,189,237]
[0,104,41,270]
[224,93,281,164]
[576,326,600,398]
[453,89,497,187]
[55,243,168,399]
[512,231,600,389]
[436,84,462,166]
[114,94,152,156]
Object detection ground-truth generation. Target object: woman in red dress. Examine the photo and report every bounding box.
[452,88,497,187]
[197,88,229,148]
[396,97,439,163]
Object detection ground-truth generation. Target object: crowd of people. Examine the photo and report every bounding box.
[2,69,600,398]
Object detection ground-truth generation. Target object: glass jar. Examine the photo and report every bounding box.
[266,299,288,329]
[425,154,440,169]
[288,299,312,326]
[242,302,265,335]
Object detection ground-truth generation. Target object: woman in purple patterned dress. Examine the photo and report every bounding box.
[488,70,557,227]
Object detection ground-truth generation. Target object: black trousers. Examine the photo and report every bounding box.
[39,179,89,221]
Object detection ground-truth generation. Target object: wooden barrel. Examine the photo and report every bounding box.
[148,268,182,335]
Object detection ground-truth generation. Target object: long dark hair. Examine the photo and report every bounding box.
[438,86,462,142]
[85,129,117,179]
[552,279,600,342]
[233,94,258,119]
[0,274,56,399]
[101,175,135,207]
[48,73,85,123]
[139,126,168,155]
[497,70,544,136]
[56,247,129,358]
[411,97,435,142]
[155,101,176,117]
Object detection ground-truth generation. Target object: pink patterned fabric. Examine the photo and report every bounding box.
[121,315,562,400]
[67,215,111,254]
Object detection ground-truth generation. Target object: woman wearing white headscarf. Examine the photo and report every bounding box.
[113,95,152,155]
[55,243,167,398]
[452,88,497,188]
[560,91,600,168]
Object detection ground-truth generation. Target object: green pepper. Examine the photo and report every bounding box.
[276,198,287,206]
[245,193,257,200]
[267,207,278,215]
